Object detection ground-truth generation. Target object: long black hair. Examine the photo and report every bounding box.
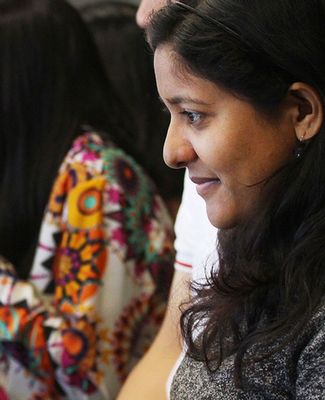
[0,0,132,278]
[147,0,325,386]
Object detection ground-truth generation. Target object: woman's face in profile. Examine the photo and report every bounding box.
[154,44,298,229]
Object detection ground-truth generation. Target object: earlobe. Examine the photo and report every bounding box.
[288,82,324,141]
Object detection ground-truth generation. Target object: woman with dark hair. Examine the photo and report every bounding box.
[133,0,324,398]
[80,1,184,220]
[0,0,174,398]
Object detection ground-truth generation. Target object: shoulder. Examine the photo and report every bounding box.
[49,130,166,217]
[66,130,159,199]
[46,131,107,222]
[296,299,325,398]
[46,131,173,240]
[299,299,325,356]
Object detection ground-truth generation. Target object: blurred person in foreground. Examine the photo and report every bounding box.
[0,0,175,398]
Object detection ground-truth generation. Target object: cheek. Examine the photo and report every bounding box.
[242,137,295,185]
[195,132,247,177]
[220,133,294,187]
[204,179,261,228]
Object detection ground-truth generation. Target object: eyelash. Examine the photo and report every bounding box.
[180,110,203,125]
[161,106,204,127]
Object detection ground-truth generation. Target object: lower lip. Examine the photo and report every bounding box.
[195,180,220,197]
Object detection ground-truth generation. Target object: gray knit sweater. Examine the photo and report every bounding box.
[171,301,325,399]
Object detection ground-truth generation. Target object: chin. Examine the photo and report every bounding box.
[206,207,238,230]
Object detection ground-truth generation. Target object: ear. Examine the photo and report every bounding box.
[287,82,323,141]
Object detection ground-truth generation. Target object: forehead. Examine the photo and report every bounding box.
[154,44,227,104]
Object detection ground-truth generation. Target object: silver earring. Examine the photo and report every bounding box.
[299,132,307,142]
[295,132,307,159]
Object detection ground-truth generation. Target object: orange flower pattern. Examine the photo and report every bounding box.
[0,132,174,399]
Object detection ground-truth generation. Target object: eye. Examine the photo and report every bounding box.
[181,110,203,125]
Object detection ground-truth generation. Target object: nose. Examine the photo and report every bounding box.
[163,123,197,169]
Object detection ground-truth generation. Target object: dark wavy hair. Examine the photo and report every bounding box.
[0,0,132,279]
[147,0,325,387]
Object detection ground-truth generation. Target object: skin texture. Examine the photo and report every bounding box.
[155,45,298,228]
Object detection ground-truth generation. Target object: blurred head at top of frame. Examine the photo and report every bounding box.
[136,0,169,28]
[147,0,325,229]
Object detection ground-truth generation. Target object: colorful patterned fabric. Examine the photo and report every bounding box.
[0,132,174,399]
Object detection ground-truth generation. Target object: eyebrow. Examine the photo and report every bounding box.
[159,95,213,106]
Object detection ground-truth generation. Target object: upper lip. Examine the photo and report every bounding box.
[190,176,220,185]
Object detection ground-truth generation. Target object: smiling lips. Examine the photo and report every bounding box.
[190,176,221,197]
